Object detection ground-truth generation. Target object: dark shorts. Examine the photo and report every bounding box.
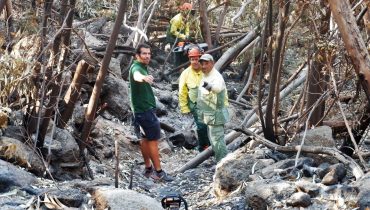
[133,109,161,141]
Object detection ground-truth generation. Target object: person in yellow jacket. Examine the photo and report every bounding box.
[197,54,229,162]
[178,47,211,151]
[166,3,192,46]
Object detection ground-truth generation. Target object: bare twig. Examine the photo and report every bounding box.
[330,69,368,170]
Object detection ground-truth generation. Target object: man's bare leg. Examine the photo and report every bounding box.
[140,139,152,168]
[147,140,161,171]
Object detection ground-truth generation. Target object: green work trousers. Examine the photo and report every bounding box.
[207,124,228,162]
[189,101,210,151]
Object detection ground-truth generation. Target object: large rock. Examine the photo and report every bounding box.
[353,171,370,209]
[0,136,45,176]
[213,146,274,197]
[260,157,314,179]
[101,75,130,121]
[286,192,311,207]
[109,57,122,77]
[245,179,296,209]
[0,159,39,192]
[321,163,346,185]
[290,125,336,147]
[92,188,163,210]
[44,127,79,163]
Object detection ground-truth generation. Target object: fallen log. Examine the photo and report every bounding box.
[214,29,258,71]
[175,131,242,173]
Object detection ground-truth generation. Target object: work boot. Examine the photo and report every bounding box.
[151,170,174,182]
[143,166,153,178]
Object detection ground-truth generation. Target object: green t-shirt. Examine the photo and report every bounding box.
[129,60,156,113]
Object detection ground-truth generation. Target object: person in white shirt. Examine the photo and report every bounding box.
[197,54,229,162]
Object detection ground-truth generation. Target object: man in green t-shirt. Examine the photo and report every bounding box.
[129,43,173,182]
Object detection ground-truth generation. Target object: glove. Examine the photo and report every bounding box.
[202,81,212,91]
[179,34,186,40]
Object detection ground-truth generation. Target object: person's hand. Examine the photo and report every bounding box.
[179,34,186,40]
[202,81,212,91]
[143,75,154,84]
[182,111,191,116]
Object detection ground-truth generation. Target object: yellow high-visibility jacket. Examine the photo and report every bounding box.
[170,13,190,40]
[178,66,203,113]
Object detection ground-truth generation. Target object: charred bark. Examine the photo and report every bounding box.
[305,0,330,127]
[57,60,89,128]
[264,0,289,143]
[79,0,128,166]
[198,0,213,49]
[329,0,370,155]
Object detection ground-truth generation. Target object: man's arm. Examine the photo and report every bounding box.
[178,72,191,113]
[133,71,154,84]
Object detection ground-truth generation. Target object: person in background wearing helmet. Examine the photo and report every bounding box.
[197,54,229,162]
[166,2,193,47]
[178,47,211,152]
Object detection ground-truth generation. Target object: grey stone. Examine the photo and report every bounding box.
[101,75,130,121]
[0,159,39,192]
[286,192,311,207]
[295,180,320,197]
[213,147,272,197]
[245,179,296,209]
[92,188,163,210]
[290,125,335,147]
[0,136,45,176]
[321,163,346,185]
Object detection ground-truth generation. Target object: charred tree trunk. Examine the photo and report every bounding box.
[198,0,213,49]
[329,0,370,155]
[264,0,289,143]
[57,60,89,128]
[37,0,76,148]
[34,0,53,148]
[305,0,330,127]
[79,0,128,161]
[214,0,228,42]
[4,0,14,33]
[364,1,370,39]
[0,0,5,11]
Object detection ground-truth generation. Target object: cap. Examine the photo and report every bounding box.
[199,54,214,62]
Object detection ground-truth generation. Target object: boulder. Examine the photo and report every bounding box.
[245,179,296,209]
[0,136,45,176]
[290,125,336,147]
[353,171,370,209]
[92,188,163,210]
[286,192,311,207]
[0,159,40,192]
[44,127,79,163]
[101,75,130,121]
[321,163,346,185]
[213,146,274,197]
